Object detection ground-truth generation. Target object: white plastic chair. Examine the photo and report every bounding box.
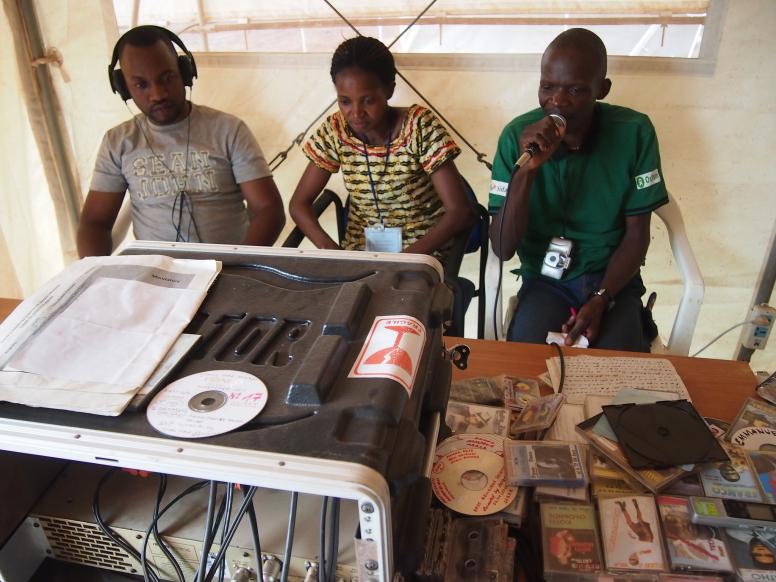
[483,192,704,355]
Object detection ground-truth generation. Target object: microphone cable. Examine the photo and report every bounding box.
[493,114,566,340]
[493,160,523,341]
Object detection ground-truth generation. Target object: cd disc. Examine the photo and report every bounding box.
[147,370,268,438]
[434,433,505,465]
[431,448,516,515]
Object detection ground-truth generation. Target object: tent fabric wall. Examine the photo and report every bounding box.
[1,0,774,370]
[0,0,65,298]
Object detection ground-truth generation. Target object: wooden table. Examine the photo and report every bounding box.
[1,297,757,423]
[0,298,18,323]
[449,338,757,423]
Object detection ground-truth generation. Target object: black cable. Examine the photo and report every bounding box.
[141,478,210,582]
[321,0,360,35]
[326,498,340,582]
[126,95,197,243]
[205,492,228,551]
[182,86,200,243]
[318,497,328,582]
[268,100,337,172]
[514,489,543,582]
[550,341,566,393]
[144,474,184,582]
[197,481,219,582]
[93,468,161,582]
[242,487,265,582]
[198,487,230,580]
[233,262,375,284]
[193,482,229,582]
[182,190,203,243]
[385,0,438,49]
[280,492,298,582]
[217,484,234,582]
[172,190,199,244]
[203,486,259,582]
[493,163,523,340]
[494,202,507,341]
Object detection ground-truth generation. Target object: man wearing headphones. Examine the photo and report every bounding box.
[77,25,285,256]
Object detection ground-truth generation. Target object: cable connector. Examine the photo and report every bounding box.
[741,304,776,350]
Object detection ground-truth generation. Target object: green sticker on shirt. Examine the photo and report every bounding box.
[635,168,662,189]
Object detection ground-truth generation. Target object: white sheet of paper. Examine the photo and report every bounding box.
[0,255,220,415]
[544,403,588,443]
[546,331,589,348]
[545,355,690,405]
[129,332,201,410]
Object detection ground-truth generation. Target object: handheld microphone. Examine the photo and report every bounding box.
[513,113,567,170]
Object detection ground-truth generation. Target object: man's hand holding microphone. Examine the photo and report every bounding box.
[514,114,567,172]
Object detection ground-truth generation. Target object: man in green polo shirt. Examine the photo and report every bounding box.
[489,28,668,351]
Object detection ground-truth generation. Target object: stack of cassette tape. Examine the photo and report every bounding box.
[431,370,776,581]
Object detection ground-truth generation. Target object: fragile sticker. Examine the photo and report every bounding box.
[348,315,426,395]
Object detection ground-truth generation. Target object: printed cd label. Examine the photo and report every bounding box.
[431,447,516,515]
[147,370,267,438]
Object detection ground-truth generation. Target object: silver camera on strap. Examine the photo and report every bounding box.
[541,237,573,279]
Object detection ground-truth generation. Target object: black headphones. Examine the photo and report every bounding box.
[108,25,198,101]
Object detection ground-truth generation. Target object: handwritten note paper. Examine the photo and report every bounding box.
[546,356,690,405]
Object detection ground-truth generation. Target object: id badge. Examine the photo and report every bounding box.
[365,224,402,253]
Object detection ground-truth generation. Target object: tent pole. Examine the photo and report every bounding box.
[735,218,776,362]
[15,0,81,242]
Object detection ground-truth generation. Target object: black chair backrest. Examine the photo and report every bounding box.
[443,177,492,338]
[281,189,345,248]
[442,176,484,279]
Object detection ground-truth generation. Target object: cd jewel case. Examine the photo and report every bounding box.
[602,400,728,470]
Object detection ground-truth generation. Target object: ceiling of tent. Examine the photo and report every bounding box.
[115,1,709,30]
[112,0,709,57]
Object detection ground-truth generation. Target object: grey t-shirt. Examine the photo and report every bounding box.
[90,104,272,243]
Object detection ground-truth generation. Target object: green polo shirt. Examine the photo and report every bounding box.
[489,103,669,280]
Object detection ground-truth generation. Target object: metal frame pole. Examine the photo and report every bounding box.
[16,0,81,235]
[735,217,776,361]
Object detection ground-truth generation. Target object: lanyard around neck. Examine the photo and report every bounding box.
[361,109,394,226]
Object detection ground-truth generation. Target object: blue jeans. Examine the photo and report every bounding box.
[506,272,650,352]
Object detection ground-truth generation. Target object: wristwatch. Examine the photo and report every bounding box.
[591,288,613,307]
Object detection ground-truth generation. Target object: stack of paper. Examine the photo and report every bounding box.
[543,356,690,443]
[545,355,690,404]
[0,255,220,415]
